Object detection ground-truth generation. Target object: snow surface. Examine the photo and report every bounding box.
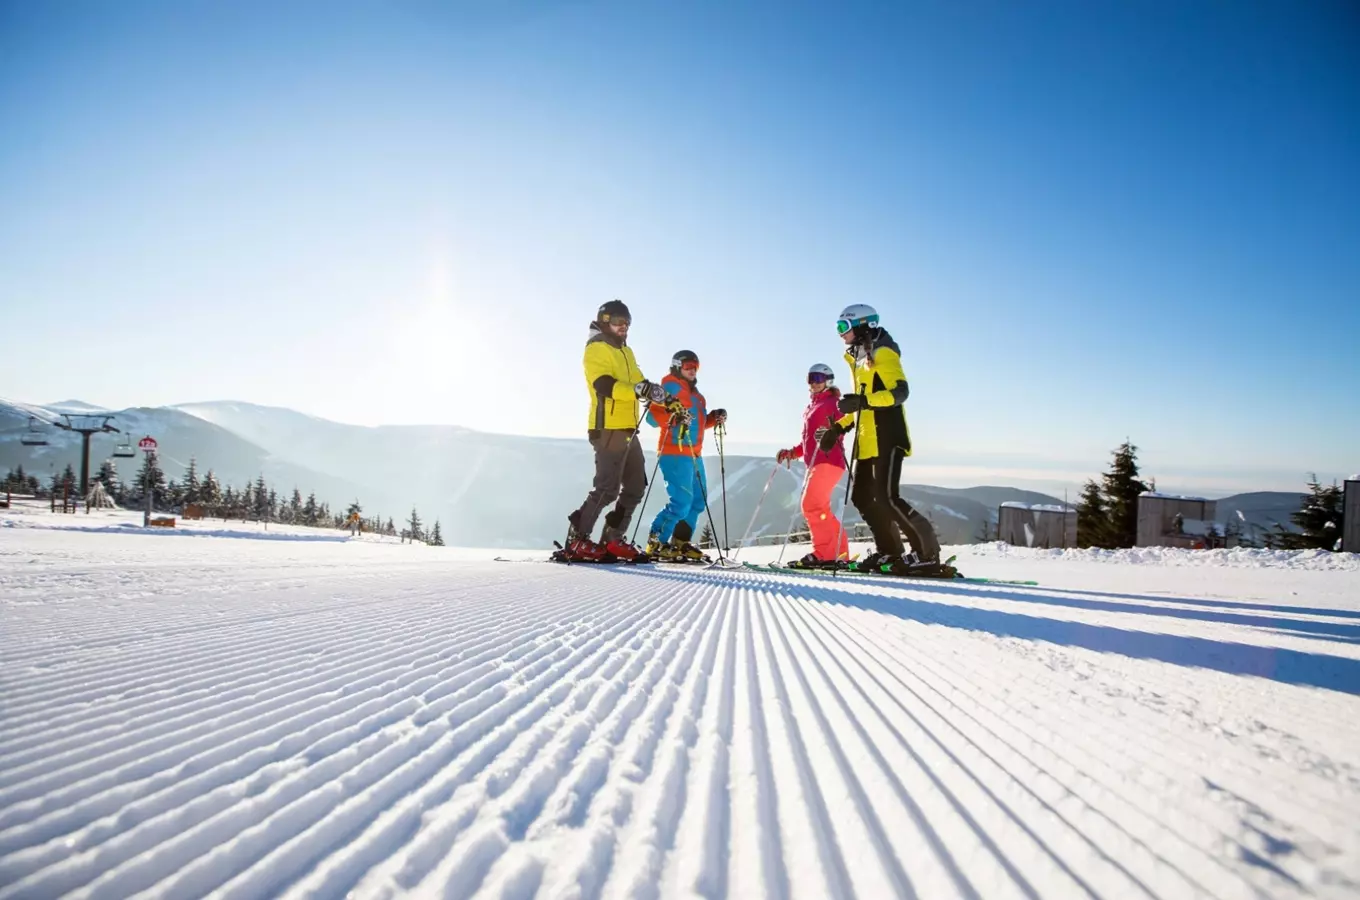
[2,518,1359,898]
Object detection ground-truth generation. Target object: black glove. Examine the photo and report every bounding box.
[818,422,845,452]
[710,408,727,425]
[634,380,666,404]
[837,394,867,415]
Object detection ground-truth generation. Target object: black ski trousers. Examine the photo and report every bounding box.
[573,428,647,542]
[850,445,941,561]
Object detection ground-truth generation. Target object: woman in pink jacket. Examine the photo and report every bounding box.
[776,363,850,566]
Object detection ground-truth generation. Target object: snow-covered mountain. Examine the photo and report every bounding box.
[1,397,1308,548]
[0,398,373,523]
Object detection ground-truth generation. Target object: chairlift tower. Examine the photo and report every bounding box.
[52,414,122,497]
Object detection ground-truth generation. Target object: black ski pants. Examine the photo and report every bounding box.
[573,428,647,542]
[850,445,941,561]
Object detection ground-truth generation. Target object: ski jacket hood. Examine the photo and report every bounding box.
[587,320,625,348]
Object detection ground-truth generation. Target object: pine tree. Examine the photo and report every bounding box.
[253,475,270,521]
[699,521,715,548]
[167,479,183,508]
[974,516,994,543]
[200,470,222,511]
[407,507,423,542]
[132,452,168,509]
[346,499,363,518]
[1076,479,1110,548]
[60,464,77,496]
[302,492,320,526]
[222,486,237,520]
[1100,441,1148,548]
[385,517,395,536]
[430,520,444,546]
[7,464,27,492]
[183,457,200,505]
[95,459,118,493]
[289,488,302,520]
[2,467,23,493]
[1269,476,1344,550]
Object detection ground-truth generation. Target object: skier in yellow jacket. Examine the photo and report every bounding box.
[816,303,946,575]
[562,300,666,562]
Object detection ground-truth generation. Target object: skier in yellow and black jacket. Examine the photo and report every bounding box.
[562,300,667,562]
[815,303,945,575]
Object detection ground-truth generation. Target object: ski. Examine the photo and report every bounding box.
[741,556,1038,586]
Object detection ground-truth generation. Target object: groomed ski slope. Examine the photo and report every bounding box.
[2,529,1359,899]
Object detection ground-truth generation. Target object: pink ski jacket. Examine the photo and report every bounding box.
[799,388,847,469]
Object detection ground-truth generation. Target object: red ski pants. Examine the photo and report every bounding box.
[802,462,850,561]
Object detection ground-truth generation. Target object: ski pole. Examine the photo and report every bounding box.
[732,463,779,562]
[629,451,664,546]
[715,421,730,551]
[683,426,727,564]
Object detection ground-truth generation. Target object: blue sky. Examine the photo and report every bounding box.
[1,0,1356,496]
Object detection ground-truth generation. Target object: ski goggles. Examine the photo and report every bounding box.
[807,372,832,384]
[835,317,857,335]
[677,360,700,373]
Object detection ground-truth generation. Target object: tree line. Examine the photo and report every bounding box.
[1074,441,1347,551]
[2,455,445,547]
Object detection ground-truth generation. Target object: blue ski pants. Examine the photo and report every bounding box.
[649,454,708,542]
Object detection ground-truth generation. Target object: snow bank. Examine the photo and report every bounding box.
[999,502,1075,513]
[0,499,402,544]
[969,542,1360,571]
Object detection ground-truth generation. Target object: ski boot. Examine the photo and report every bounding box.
[648,540,687,563]
[787,552,841,571]
[604,539,650,563]
[600,526,650,563]
[845,550,891,573]
[645,533,673,559]
[674,541,711,563]
[553,537,613,563]
[879,553,959,578]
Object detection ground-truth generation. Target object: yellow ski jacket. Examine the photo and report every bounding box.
[583,322,647,432]
[836,327,912,460]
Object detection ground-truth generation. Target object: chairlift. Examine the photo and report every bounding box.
[20,417,50,447]
[112,437,136,458]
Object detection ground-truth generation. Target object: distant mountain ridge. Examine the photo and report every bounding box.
[0,397,1307,548]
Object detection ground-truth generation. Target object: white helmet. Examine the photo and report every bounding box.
[836,303,879,336]
[807,363,835,384]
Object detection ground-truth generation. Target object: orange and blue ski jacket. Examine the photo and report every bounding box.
[646,373,717,456]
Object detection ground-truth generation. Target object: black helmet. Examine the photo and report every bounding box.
[597,299,631,325]
[670,349,699,378]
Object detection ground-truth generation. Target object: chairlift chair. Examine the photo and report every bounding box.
[112,437,136,458]
[20,417,49,447]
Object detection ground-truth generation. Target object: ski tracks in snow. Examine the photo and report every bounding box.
[2,544,1358,899]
